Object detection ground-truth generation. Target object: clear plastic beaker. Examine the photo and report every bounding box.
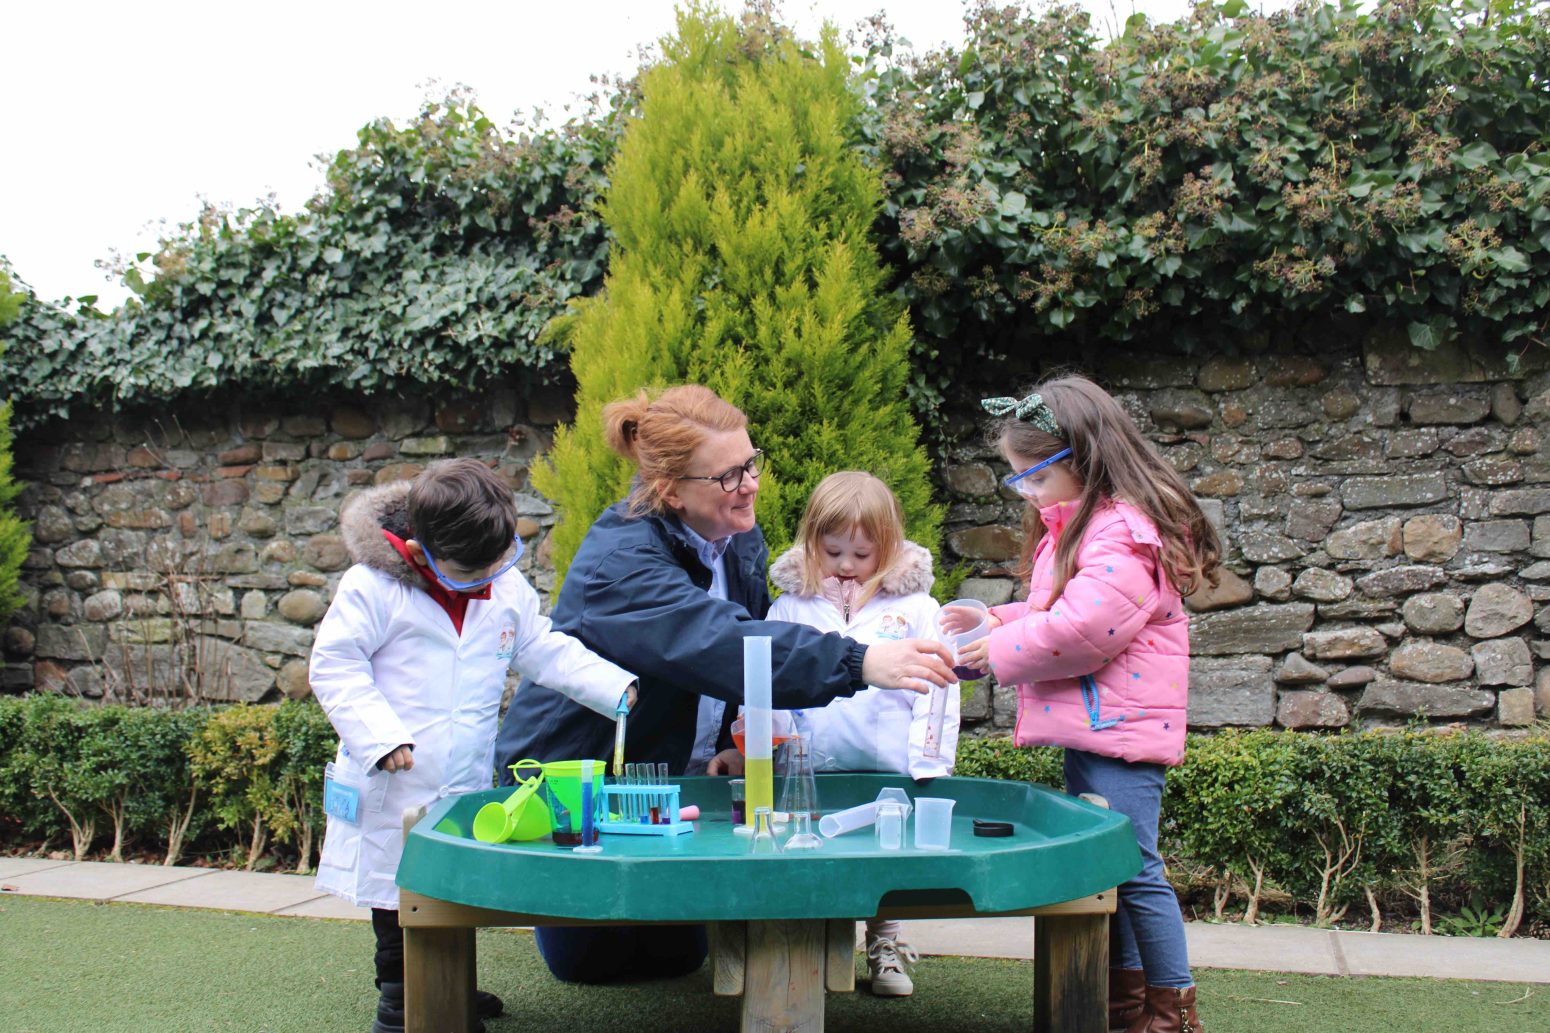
[875,801,904,851]
[913,796,955,851]
[729,778,747,827]
[938,598,991,680]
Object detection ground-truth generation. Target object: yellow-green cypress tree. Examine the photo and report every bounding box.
[536,5,940,589]
[0,267,31,623]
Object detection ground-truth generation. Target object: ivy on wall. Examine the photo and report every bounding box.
[2,1,1546,430]
[0,89,625,427]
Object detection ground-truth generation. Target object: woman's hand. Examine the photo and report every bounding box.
[378,745,414,772]
[706,748,744,776]
[862,639,957,692]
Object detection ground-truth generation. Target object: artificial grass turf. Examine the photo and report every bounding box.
[2,896,1546,1033]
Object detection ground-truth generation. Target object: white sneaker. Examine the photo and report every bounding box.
[866,934,919,997]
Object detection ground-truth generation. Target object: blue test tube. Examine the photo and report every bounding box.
[574,758,601,853]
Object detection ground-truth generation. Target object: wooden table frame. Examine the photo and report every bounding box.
[397,883,1115,1033]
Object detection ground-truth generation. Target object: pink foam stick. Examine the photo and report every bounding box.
[677,805,701,821]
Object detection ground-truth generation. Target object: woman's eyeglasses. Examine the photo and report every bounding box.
[677,449,767,493]
[1003,448,1073,500]
[422,534,525,592]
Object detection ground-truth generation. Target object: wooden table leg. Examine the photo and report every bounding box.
[1033,913,1108,1033]
[823,919,855,993]
[403,925,477,1033]
[742,918,826,1033]
[711,921,748,996]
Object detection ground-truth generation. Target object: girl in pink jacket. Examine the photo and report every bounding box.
[949,374,1221,1033]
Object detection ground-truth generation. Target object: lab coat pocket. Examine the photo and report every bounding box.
[318,820,360,872]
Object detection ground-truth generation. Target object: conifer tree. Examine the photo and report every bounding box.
[0,267,31,624]
[535,5,940,588]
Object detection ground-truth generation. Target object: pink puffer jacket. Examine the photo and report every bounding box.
[985,497,1190,766]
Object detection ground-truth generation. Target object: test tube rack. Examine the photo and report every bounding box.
[597,782,695,837]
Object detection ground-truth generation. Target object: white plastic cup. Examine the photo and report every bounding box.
[875,801,904,851]
[913,796,955,851]
[818,801,879,839]
[939,598,990,680]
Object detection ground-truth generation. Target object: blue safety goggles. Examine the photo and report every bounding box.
[1003,448,1073,499]
[422,534,524,592]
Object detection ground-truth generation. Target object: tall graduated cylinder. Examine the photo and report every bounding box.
[743,636,774,826]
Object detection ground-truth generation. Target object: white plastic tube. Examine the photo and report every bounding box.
[818,801,880,839]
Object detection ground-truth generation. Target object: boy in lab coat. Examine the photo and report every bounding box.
[310,458,636,1033]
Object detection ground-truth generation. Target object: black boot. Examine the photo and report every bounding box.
[475,990,504,1019]
[370,981,404,1033]
[370,981,492,1033]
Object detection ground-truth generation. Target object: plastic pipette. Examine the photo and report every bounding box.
[612,695,628,778]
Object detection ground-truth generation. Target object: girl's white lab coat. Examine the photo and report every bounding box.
[310,483,634,910]
[767,542,959,780]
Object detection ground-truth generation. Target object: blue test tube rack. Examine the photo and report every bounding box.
[597,781,695,837]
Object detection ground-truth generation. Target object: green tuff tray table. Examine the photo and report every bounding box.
[395,774,1141,1033]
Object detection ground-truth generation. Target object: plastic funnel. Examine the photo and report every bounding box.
[913,796,955,851]
[473,763,550,843]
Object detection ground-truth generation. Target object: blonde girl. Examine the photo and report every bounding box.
[769,471,959,997]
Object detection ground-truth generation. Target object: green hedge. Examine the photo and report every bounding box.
[961,728,1550,935]
[0,696,336,872]
[4,697,1547,935]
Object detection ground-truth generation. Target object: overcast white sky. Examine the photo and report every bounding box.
[4,1,1285,309]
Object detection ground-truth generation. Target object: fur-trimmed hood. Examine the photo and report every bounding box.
[338,482,419,588]
[769,540,934,598]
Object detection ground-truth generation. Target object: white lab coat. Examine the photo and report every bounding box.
[767,542,959,780]
[310,485,635,909]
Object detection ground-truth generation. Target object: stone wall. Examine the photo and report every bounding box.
[942,332,1550,736]
[3,385,571,704]
[6,333,1550,737]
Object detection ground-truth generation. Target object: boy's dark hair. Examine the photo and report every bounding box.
[407,459,517,567]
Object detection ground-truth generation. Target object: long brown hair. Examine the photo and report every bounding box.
[992,374,1221,608]
[601,385,748,517]
[793,471,907,609]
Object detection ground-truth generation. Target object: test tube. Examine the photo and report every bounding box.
[625,763,639,822]
[574,758,601,853]
[656,762,671,823]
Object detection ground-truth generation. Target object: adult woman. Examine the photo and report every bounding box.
[495,384,955,984]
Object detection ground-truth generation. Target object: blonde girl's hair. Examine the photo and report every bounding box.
[601,385,748,517]
[990,374,1222,608]
[794,471,907,609]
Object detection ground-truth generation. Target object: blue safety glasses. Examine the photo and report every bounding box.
[1003,448,1073,500]
[422,534,524,592]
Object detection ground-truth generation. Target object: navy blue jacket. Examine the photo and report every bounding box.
[495,504,867,779]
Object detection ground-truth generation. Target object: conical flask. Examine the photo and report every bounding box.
[779,736,822,850]
[749,806,781,854]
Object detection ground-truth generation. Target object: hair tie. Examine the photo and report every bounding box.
[981,393,1061,436]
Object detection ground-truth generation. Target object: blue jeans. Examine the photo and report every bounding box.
[1064,749,1192,988]
[534,925,707,984]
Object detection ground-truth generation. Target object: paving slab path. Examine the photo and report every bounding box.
[5,859,1549,984]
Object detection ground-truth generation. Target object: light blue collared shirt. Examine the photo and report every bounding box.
[677,521,731,774]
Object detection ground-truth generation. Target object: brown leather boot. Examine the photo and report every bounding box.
[1108,968,1147,1030]
[1125,984,1201,1033]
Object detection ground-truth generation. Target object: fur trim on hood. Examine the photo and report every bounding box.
[769,540,934,597]
[338,482,419,588]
